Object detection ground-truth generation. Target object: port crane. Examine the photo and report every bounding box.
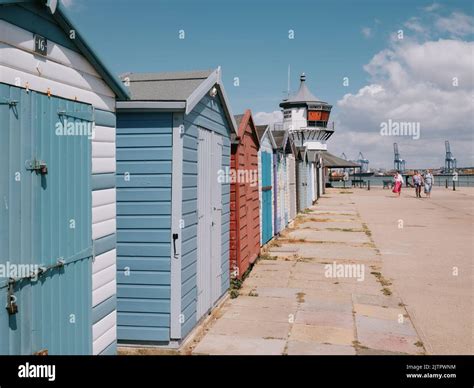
[445,141,457,173]
[357,152,369,173]
[393,143,406,172]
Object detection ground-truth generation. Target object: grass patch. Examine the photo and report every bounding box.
[267,239,282,248]
[296,292,306,303]
[339,191,353,194]
[381,287,392,296]
[414,341,424,348]
[352,340,369,350]
[259,252,277,260]
[248,289,259,297]
[326,227,364,232]
[371,271,393,287]
[229,278,242,299]
[362,223,372,238]
[309,217,331,222]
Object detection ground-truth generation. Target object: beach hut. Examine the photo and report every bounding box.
[230,110,260,279]
[256,125,276,245]
[272,129,293,232]
[0,0,128,355]
[306,150,320,203]
[296,147,311,212]
[115,68,237,345]
[285,138,298,221]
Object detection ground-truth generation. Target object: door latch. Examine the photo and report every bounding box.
[26,159,48,175]
[172,233,179,258]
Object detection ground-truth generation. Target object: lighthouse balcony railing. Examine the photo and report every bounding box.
[272,120,335,132]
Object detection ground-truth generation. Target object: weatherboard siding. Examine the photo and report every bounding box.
[0,9,115,111]
[92,109,118,355]
[116,112,173,343]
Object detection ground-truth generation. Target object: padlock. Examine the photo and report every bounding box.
[6,283,18,315]
[40,164,48,175]
[6,295,18,315]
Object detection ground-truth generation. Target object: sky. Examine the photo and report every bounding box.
[63,0,473,169]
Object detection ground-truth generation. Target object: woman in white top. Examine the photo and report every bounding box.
[392,171,403,197]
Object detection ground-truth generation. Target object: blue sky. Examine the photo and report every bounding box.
[65,0,473,169]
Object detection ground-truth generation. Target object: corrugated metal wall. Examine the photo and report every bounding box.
[116,112,173,343]
[0,84,92,355]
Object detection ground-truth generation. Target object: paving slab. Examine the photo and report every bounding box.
[286,341,356,355]
[269,243,379,261]
[356,314,418,337]
[298,221,364,230]
[289,323,354,346]
[295,310,354,329]
[357,331,423,355]
[352,293,403,309]
[209,318,291,339]
[286,229,370,244]
[193,333,286,355]
[229,296,298,309]
[224,305,296,324]
[243,286,303,299]
[354,303,406,321]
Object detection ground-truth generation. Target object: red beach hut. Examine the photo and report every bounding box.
[230,110,261,279]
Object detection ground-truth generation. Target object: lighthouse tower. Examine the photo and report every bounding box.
[279,73,334,149]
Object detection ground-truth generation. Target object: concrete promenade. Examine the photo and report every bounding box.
[189,186,474,355]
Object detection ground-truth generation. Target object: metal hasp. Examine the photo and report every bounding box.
[25,159,48,175]
[6,281,18,315]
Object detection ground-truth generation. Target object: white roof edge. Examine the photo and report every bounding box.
[117,101,186,110]
[262,125,277,149]
[185,66,238,134]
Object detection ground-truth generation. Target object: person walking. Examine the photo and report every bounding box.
[392,171,403,197]
[423,169,434,198]
[413,170,423,198]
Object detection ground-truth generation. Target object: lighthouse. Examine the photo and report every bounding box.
[279,73,334,149]
[277,73,335,204]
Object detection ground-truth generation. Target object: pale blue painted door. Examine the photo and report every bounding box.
[0,84,92,355]
[261,151,273,244]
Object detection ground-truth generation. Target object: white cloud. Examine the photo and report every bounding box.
[423,3,441,12]
[435,12,474,37]
[361,27,372,38]
[404,17,425,34]
[253,110,282,126]
[333,38,474,169]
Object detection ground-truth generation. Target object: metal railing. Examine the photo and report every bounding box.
[272,120,335,131]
